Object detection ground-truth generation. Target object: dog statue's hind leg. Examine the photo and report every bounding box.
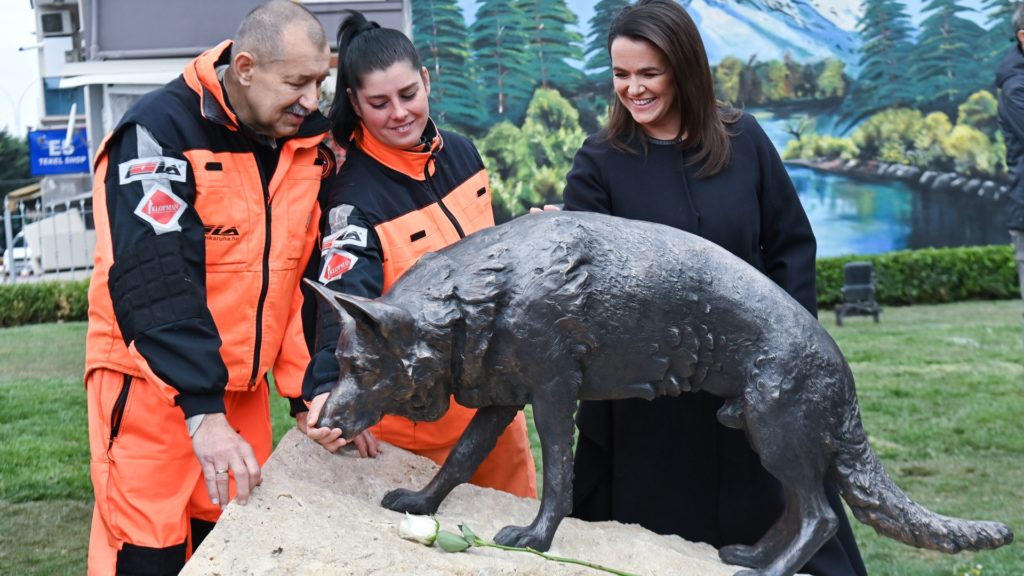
[720,392,840,576]
[720,486,803,570]
[381,405,519,514]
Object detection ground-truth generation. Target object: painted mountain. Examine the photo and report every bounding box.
[457,0,862,67]
[684,0,859,67]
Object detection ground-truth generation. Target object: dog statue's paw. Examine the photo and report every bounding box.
[380,488,438,514]
[493,525,553,551]
[719,543,766,569]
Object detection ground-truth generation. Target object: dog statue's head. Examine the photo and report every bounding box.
[306,280,451,439]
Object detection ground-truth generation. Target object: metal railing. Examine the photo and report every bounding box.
[2,196,96,284]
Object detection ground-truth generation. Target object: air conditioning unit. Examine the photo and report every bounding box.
[40,11,73,37]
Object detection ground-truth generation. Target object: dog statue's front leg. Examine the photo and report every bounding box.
[494,382,578,552]
[381,405,519,515]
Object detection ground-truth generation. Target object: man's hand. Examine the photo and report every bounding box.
[192,413,262,508]
[305,392,381,457]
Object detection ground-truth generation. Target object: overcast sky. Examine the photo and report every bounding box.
[0,1,43,137]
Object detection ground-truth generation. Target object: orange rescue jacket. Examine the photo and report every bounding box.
[86,41,329,417]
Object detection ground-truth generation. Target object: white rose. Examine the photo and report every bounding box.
[398,513,440,546]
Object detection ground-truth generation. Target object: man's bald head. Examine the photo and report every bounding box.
[224,0,331,139]
[233,0,327,62]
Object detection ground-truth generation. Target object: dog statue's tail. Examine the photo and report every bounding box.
[833,401,1013,552]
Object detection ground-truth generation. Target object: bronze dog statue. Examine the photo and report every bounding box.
[309,211,1012,576]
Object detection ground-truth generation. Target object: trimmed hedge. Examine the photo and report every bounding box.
[817,244,1018,308]
[0,245,1017,327]
[0,279,90,327]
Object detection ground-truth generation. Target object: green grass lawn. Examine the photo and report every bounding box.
[822,302,1024,576]
[2,301,1023,575]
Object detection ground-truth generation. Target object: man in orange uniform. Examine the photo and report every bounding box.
[84,2,331,573]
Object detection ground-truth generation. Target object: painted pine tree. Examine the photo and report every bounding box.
[412,0,485,134]
[981,0,1016,75]
[584,0,630,79]
[576,0,631,130]
[517,0,585,96]
[911,0,989,114]
[470,0,535,124]
[842,0,916,125]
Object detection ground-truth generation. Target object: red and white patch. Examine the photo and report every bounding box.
[134,186,186,234]
[319,250,358,284]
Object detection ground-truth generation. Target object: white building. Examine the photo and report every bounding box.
[5,0,407,280]
[34,0,408,187]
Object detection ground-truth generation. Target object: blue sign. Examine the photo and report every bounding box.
[29,128,89,175]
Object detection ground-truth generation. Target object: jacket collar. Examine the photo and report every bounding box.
[354,118,442,181]
[184,41,240,131]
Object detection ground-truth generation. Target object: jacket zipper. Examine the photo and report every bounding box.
[249,153,272,389]
[108,375,133,450]
[424,153,466,238]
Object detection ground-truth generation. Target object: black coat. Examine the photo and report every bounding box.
[562,113,866,576]
[997,44,1024,231]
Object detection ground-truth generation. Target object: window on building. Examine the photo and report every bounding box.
[43,77,85,118]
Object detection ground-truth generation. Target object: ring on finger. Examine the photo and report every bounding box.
[216,469,229,475]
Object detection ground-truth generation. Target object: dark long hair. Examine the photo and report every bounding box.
[604,0,739,177]
[329,11,423,145]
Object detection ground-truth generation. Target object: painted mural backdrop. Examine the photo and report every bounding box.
[410,0,1013,256]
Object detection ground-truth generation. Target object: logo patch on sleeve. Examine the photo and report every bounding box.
[134,186,187,234]
[319,250,358,284]
[323,224,368,251]
[119,156,187,184]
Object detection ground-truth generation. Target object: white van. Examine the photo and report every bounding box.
[21,207,96,273]
[1,230,41,277]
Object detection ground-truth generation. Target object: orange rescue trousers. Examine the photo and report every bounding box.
[86,368,273,575]
[87,370,536,575]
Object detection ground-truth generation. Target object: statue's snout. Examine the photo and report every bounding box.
[316,385,383,440]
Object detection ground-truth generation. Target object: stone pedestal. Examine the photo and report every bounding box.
[183,428,743,575]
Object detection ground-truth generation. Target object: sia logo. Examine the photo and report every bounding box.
[323,225,368,251]
[204,225,240,240]
[126,161,180,179]
[119,156,188,184]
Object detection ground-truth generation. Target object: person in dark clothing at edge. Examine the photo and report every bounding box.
[84,2,331,573]
[561,1,867,574]
[301,10,537,498]
[997,3,1024,314]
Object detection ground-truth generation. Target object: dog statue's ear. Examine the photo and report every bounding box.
[335,293,415,343]
[303,279,358,349]
[304,279,414,343]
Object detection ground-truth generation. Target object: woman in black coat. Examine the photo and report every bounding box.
[562,1,866,574]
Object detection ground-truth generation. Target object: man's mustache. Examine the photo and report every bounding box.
[286,103,312,117]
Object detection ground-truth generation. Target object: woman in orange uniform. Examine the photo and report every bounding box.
[301,10,536,499]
